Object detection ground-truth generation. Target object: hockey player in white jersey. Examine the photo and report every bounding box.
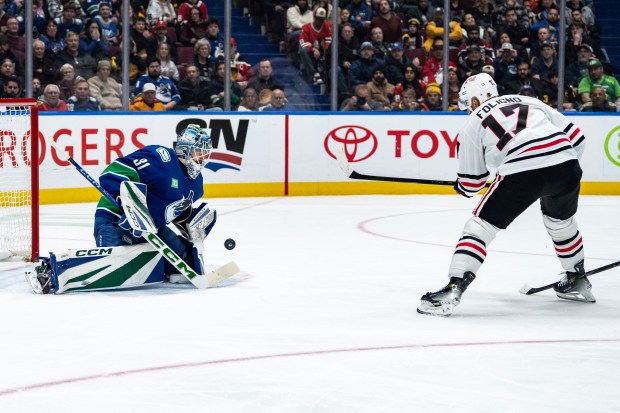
[418,73,591,316]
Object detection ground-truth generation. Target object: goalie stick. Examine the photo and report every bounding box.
[48,139,239,289]
[519,260,620,295]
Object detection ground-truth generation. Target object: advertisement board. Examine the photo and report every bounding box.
[1,112,618,203]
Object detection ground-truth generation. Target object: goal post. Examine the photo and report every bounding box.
[0,98,39,262]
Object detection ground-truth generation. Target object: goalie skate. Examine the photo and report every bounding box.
[553,261,595,303]
[417,272,476,317]
[25,260,53,294]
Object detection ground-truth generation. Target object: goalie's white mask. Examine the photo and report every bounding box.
[458,73,498,113]
[175,124,212,179]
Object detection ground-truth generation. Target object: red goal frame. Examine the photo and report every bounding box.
[0,98,39,261]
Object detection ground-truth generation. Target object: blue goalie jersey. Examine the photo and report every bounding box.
[95,145,205,228]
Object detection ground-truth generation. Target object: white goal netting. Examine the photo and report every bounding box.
[0,102,37,261]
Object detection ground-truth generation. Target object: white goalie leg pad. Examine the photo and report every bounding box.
[543,215,584,272]
[52,244,165,293]
[448,216,500,278]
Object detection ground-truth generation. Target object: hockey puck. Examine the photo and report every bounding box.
[224,238,236,250]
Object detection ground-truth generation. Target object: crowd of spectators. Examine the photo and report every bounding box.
[0,0,617,112]
[258,0,619,112]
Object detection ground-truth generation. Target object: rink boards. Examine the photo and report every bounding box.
[1,111,618,203]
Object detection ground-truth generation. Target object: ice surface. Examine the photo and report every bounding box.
[1,195,619,412]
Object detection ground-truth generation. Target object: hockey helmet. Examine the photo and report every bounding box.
[458,73,498,112]
[175,124,212,179]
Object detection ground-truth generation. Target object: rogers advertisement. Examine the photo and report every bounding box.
[1,112,619,198]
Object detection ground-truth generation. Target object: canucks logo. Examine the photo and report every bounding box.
[165,190,194,223]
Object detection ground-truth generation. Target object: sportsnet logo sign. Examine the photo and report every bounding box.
[176,118,250,172]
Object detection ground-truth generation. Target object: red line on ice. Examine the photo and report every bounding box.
[1,338,619,396]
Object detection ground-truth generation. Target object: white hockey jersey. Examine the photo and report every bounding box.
[455,95,585,197]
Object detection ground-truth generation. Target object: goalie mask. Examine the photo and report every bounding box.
[175,124,212,179]
[458,73,498,112]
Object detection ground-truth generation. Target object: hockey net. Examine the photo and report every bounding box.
[0,99,39,262]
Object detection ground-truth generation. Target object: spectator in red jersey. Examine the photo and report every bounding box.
[298,7,332,85]
[38,84,69,111]
[422,38,456,85]
[177,0,208,26]
[285,0,313,56]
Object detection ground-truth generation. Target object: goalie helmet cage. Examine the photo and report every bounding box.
[0,98,39,262]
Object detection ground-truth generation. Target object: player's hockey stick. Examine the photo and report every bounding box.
[335,146,455,186]
[519,260,620,295]
[49,139,239,289]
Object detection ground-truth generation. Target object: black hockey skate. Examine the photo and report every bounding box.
[25,260,53,294]
[553,261,595,303]
[417,272,476,317]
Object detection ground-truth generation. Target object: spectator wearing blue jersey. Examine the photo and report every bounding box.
[531,5,561,45]
[66,78,101,111]
[135,56,182,110]
[94,2,118,44]
[39,19,65,56]
[205,18,224,61]
[79,19,110,59]
[54,2,84,39]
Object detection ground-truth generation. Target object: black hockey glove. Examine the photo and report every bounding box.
[453,179,467,197]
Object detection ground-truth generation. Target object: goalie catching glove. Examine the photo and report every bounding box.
[174,202,217,245]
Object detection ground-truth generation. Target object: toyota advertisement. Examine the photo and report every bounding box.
[2,112,618,202]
